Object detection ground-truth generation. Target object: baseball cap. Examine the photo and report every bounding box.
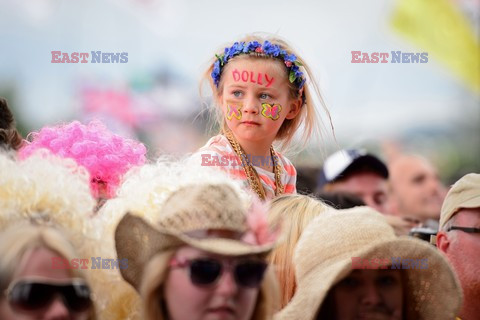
[439,173,480,229]
[317,149,389,188]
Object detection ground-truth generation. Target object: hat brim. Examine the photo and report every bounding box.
[115,213,275,290]
[275,237,461,320]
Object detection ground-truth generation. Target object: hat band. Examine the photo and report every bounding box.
[185,229,244,241]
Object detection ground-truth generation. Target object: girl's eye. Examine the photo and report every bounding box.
[338,276,359,288]
[377,275,399,287]
[233,91,242,98]
[260,93,270,99]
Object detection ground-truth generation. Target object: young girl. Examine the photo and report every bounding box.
[195,34,331,201]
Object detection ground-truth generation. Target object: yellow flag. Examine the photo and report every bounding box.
[391,0,480,93]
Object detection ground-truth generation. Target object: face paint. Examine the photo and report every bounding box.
[226,103,242,120]
[231,69,275,87]
[261,103,282,120]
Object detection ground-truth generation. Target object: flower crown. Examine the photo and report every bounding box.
[211,40,306,90]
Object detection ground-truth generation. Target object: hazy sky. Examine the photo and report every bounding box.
[0,0,478,148]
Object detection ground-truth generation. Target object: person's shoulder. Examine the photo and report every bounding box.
[199,134,231,153]
[189,135,238,167]
[274,151,296,175]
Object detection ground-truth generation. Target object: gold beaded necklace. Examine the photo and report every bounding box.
[224,130,284,200]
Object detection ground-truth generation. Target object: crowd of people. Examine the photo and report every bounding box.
[0,33,477,320]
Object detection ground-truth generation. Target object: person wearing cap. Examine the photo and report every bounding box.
[388,154,447,228]
[115,183,280,320]
[317,149,390,213]
[317,149,417,235]
[436,173,480,320]
[275,206,462,320]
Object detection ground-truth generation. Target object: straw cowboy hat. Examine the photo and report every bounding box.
[115,183,278,290]
[275,206,462,320]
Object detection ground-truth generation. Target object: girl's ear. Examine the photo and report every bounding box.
[285,97,302,120]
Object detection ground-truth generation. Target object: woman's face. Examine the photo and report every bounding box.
[322,269,403,320]
[0,247,92,320]
[164,246,262,320]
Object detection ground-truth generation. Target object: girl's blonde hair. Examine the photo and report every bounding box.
[0,224,98,319]
[267,194,329,308]
[140,250,280,320]
[201,33,333,151]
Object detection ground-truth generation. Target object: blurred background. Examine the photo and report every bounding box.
[1,0,479,186]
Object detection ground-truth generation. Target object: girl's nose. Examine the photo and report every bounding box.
[242,96,259,115]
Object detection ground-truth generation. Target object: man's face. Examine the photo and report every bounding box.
[328,171,388,213]
[389,156,445,221]
[438,208,480,302]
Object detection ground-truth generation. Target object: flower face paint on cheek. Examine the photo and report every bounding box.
[226,102,242,120]
[261,103,282,121]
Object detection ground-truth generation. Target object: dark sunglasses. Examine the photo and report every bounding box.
[169,257,268,288]
[446,226,480,234]
[6,278,92,312]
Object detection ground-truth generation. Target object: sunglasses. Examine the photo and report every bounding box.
[447,226,480,234]
[169,257,268,288]
[5,278,92,313]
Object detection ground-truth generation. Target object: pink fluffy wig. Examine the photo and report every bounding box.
[19,120,147,199]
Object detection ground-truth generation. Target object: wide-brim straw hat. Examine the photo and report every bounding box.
[115,183,277,290]
[275,206,462,320]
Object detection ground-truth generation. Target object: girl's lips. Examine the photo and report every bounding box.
[242,121,260,126]
[207,306,235,315]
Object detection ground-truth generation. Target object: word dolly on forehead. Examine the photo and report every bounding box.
[232,69,275,88]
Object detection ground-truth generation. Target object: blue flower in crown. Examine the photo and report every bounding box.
[262,41,281,56]
[244,41,261,53]
[224,42,244,60]
[292,65,303,78]
[298,78,306,88]
[211,60,222,86]
[211,40,306,89]
[284,54,297,62]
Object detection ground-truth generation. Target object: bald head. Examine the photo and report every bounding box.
[388,155,446,221]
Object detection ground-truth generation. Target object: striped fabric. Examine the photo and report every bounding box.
[192,134,297,200]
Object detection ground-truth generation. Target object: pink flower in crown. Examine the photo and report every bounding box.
[255,47,264,53]
[284,61,292,67]
[242,197,279,246]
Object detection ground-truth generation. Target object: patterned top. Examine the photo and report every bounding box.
[191,134,297,200]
